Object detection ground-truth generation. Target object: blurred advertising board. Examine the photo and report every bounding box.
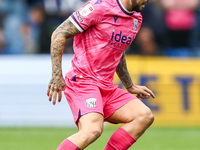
[0,55,200,127]
[0,55,75,127]
[114,56,200,127]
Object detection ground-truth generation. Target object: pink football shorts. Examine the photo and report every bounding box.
[64,74,137,126]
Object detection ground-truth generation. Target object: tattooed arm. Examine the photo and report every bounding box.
[116,51,134,89]
[116,51,155,99]
[47,18,81,105]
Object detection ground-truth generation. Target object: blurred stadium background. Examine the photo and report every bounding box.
[0,0,200,150]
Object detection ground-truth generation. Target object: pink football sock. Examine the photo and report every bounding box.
[57,139,80,150]
[104,127,136,150]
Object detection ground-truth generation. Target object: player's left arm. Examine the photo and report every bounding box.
[116,51,133,89]
[116,51,155,99]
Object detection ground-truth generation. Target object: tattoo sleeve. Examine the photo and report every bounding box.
[116,51,134,89]
[50,18,81,76]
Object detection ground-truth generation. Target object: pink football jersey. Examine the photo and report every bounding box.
[67,0,143,85]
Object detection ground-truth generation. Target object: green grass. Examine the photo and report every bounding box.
[0,127,200,150]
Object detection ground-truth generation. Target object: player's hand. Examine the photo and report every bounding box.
[127,85,155,99]
[47,75,66,105]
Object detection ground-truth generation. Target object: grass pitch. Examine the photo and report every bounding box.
[0,127,200,150]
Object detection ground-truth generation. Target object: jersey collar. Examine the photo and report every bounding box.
[116,0,134,15]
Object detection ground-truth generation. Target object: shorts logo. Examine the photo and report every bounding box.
[80,4,95,17]
[86,98,97,108]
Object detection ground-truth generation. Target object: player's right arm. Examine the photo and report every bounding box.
[47,18,81,105]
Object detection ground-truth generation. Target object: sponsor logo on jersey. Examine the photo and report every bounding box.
[76,11,83,22]
[80,3,95,17]
[133,19,138,31]
[111,30,132,45]
[86,98,97,108]
[108,29,134,51]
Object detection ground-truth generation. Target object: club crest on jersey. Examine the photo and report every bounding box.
[133,19,138,31]
[86,98,97,108]
[80,3,95,17]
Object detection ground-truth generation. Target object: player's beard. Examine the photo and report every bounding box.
[131,0,146,12]
[132,5,142,12]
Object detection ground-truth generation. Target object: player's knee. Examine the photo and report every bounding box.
[92,129,102,139]
[88,128,102,143]
[83,127,103,142]
[138,107,154,126]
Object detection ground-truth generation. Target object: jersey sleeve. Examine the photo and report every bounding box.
[69,0,105,32]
